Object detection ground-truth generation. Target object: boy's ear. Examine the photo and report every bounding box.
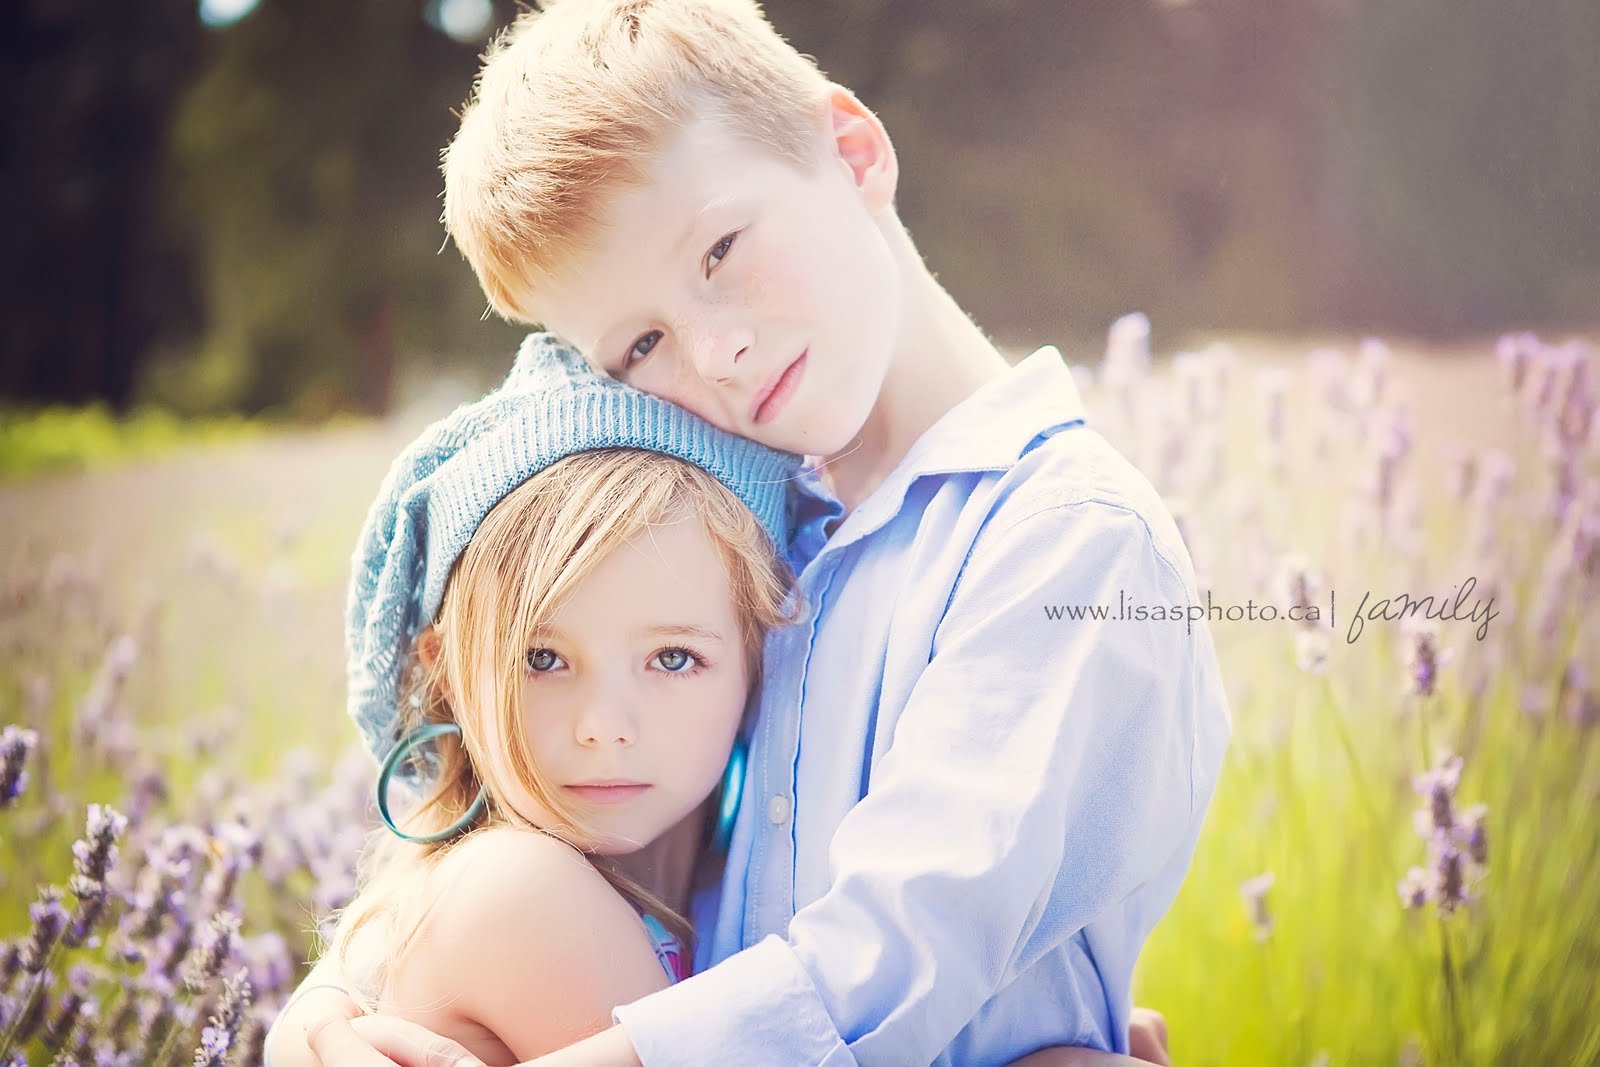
[824,85,898,216]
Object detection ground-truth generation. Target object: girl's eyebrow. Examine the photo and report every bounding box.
[637,624,727,643]
[525,623,726,643]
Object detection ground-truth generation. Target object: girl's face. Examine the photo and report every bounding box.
[492,514,751,855]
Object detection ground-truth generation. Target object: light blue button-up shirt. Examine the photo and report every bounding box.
[614,346,1232,1066]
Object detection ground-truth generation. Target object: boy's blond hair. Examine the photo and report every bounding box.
[442,0,834,323]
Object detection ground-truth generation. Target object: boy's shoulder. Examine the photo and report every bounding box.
[988,422,1196,589]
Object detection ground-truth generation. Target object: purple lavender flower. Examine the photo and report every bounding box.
[1559,662,1597,728]
[74,635,138,752]
[71,804,128,885]
[1405,627,1442,699]
[0,726,39,809]
[6,973,53,1046]
[41,965,95,1054]
[125,767,170,828]
[1458,804,1489,866]
[1402,753,1487,920]
[182,913,240,995]
[192,968,252,1067]
[1398,866,1431,910]
[1496,331,1535,392]
[1434,843,1468,915]
[20,888,70,973]
[1239,873,1275,941]
[237,932,293,999]
[1412,754,1463,837]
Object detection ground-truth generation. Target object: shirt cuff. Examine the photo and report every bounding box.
[613,934,856,1067]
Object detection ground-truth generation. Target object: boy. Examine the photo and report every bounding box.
[275,1,1230,1063]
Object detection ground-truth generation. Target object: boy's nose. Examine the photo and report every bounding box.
[686,323,753,385]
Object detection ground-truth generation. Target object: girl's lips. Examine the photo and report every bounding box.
[562,784,652,804]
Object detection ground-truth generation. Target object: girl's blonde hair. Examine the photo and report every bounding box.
[442,0,835,323]
[328,448,792,1003]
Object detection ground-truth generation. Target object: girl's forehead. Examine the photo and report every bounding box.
[537,516,739,627]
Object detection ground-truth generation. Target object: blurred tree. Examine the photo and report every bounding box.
[0,0,207,411]
[2,0,1596,415]
[154,0,520,416]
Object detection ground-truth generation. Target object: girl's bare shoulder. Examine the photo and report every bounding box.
[393,826,670,1059]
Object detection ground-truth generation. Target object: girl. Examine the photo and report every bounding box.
[269,335,800,1063]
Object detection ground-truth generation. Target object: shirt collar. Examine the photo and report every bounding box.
[789,345,1090,559]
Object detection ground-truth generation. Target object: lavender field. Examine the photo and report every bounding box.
[2,324,1597,1065]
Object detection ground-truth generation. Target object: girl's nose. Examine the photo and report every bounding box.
[575,692,639,747]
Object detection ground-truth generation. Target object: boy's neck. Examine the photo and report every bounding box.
[815,212,1012,512]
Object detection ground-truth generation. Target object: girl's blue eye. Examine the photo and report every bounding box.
[623,331,661,369]
[655,648,698,673]
[707,232,736,273]
[526,648,564,673]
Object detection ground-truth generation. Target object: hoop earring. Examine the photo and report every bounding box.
[376,722,488,844]
[708,733,747,855]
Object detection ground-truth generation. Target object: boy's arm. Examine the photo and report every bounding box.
[608,500,1228,1066]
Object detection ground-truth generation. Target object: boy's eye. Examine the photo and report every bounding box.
[654,647,698,673]
[623,331,661,369]
[705,231,737,274]
[526,648,565,673]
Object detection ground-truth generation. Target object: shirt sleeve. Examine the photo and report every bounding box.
[613,499,1210,1066]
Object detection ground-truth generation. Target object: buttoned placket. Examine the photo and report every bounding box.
[745,545,843,949]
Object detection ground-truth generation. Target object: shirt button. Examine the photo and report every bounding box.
[767,794,791,825]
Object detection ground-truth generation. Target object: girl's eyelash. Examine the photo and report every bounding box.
[655,644,711,676]
[524,647,565,675]
[523,646,713,676]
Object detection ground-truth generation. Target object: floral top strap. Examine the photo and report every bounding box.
[640,913,688,983]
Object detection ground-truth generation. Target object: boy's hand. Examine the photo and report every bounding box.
[1128,1007,1172,1065]
[305,1013,483,1066]
[265,985,364,1066]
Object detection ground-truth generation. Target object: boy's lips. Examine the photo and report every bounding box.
[750,349,807,425]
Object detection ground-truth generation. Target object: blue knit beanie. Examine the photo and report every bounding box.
[346,332,801,763]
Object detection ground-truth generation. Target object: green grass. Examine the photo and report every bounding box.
[0,404,270,480]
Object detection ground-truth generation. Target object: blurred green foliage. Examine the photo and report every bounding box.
[0,405,268,480]
[2,0,1597,417]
